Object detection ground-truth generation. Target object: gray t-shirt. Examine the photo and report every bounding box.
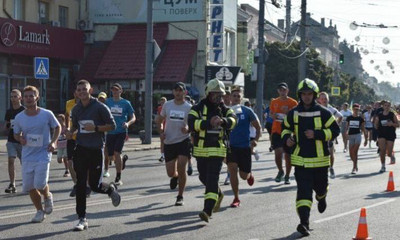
[161,100,192,144]
[72,98,116,149]
[13,108,60,162]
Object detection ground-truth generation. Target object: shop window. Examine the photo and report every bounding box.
[59,6,68,28]
[39,1,49,24]
[14,0,25,20]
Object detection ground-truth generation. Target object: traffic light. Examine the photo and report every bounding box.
[339,54,344,64]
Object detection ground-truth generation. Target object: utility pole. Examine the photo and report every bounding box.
[298,0,307,83]
[285,0,291,42]
[256,0,265,121]
[144,0,154,144]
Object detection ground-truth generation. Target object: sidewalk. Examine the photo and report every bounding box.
[0,131,270,153]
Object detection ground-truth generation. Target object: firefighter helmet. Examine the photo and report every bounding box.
[297,78,319,96]
[205,78,225,96]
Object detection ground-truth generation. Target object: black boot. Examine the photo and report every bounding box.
[297,224,310,236]
[318,197,327,213]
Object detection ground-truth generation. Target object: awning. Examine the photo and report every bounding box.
[76,41,109,82]
[154,40,197,83]
[94,23,169,80]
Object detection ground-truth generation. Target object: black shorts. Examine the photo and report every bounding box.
[227,146,252,173]
[67,139,76,160]
[106,133,126,156]
[164,138,191,162]
[378,132,396,142]
[265,122,272,135]
[271,133,283,149]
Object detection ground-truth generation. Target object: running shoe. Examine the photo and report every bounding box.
[390,156,396,164]
[44,192,53,214]
[199,211,209,223]
[379,166,386,173]
[63,170,70,177]
[247,174,254,186]
[175,196,184,206]
[158,156,165,162]
[212,190,224,213]
[187,164,193,176]
[284,175,290,184]
[69,185,77,197]
[269,147,273,152]
[351,168,357,174]
[254,150,260,161]
[296,224,310,236]
[230,198,240,208]
[74,218,88,231]
[343,148,347,153]
[115,178,123,186]
[122,155,129,170]
[31,210,45,223]
[170,177,178,190]
[329,168,336,179]
[5,184,16,193]
[103,171,110,178]
[108,182,121,207]
[317,197,327,213]
[275,170,284,183]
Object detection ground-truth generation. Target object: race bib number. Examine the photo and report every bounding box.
[169,110,185,121]
[349,120,360,128]
[26,134,43,147]
[381,120,388,126]
[110,106,123,117]
[79,120,95,133]
[276,113,286,122]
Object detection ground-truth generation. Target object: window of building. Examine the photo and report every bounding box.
[59,6,68,28]
[39,1,49,24]
[14,0,25,20]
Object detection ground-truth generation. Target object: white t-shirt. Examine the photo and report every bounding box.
[161,100,192,145]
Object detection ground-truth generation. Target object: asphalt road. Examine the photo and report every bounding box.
[1,135,400,240]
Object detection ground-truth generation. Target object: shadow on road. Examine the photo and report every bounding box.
[271,231,304,239]
[365,190,400,199]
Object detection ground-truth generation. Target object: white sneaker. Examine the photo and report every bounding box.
[44,192,53,214]
[115,179,123,186]
[31,210,45,223]
[103,171,110,178]
[343,148,347,153]
[254,150,260,161]
[74,218,88,231]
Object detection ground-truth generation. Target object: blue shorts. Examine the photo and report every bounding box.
[6,142,22,159]
[106,132,126,156]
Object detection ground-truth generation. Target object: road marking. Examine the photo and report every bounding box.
[0,192,172,220]
[314,198,396,223]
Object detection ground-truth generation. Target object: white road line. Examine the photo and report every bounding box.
[314,198,396,223]
[0,192,172,220]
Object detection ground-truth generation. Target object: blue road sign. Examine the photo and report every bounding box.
[34,57,49,79]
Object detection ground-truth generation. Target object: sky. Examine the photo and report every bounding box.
[238,0,400,86]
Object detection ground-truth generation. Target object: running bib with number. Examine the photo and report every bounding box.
[349,120,360,128]
[169,110,185,121]
[26,134,43,147]
[110,106,123,117]
[79,120,95,133]
[381,120,388,126]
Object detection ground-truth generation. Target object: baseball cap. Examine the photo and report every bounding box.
[111,83,122,90]
[173,82,186,91]
[98,92,107,99]
[277,82,288,89]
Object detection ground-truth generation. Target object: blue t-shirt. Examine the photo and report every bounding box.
[264,107,273,123]
[230,105,257,148]
[13,108,60,162]
[105,98,135,134]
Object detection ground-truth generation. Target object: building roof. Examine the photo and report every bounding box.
[95,23,169,80]
[154,40,197,83]
[76,41,109,82]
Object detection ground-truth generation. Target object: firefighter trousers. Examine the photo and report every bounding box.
[294,166,328,226]
[196,157,223,215]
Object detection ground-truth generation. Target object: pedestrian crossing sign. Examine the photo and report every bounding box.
[331,87,340,96]
[34,57,49,79]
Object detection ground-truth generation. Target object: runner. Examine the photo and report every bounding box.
[227,86,261,207]
[13,85,61,223]
[270,82,298,184]
[4,89,25,193]
[56,114,69,177]
[157,97,167,162]
[317,92,342,179]
[264,99,274,152]
[156,82,192,206]
[67,79,121,231]
[345,104,367,174]
[375,100,399,172]
[244,101,260,161]
[363,104,374,148]
[105,83,136,185]
[339,103,352,153]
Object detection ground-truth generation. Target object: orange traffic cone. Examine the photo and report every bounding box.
[353,208,372,240]
[386,171,395,192]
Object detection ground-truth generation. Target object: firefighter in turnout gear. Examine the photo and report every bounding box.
[281,78,340,236]
[188,78,237,222]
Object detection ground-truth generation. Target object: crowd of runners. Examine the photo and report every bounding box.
[3,78,398,236]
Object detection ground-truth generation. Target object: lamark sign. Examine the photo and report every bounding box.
[0,17,83,60]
